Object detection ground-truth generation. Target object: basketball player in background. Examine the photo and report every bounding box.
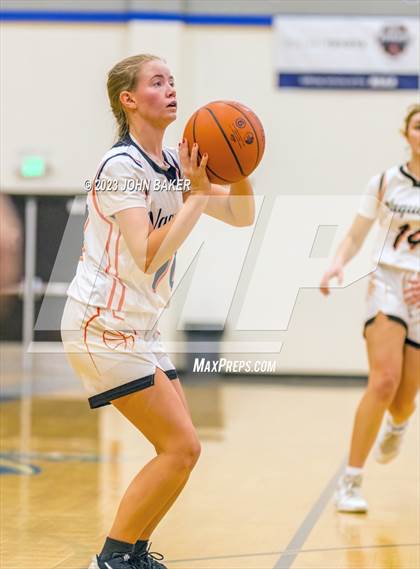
[0,194,22,318]
[61,54,255,569]
[320,104,420,513]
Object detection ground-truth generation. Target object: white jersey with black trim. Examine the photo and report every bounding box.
[67,133,184,330]
[358,164,420,272]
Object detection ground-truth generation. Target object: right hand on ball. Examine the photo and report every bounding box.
[320,262,344,296]
[179,140,211,196]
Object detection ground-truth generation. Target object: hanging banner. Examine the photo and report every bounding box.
[274,16,419,90]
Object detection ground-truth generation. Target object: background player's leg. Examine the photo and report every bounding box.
[388,343,419,423]
[348,313,406,467]
[336,313,406,512]
[108,368,201,543]
[374,343,420,464]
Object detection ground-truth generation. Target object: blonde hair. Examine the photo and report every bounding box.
[107,54,161,139]
[402,103,420,137]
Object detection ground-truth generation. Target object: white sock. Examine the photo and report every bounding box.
[389,416,408,432]
[345,465,363,477]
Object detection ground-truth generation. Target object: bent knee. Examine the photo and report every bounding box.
[369,371,400,403]
[186,437,201,468]
[165,434,201,471]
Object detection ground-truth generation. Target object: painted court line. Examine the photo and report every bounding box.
[167,543,418,565]
[273,458,346,569]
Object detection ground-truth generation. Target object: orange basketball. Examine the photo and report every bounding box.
[183,100,265,184]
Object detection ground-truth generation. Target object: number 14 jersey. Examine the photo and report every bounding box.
[358,164,420,272]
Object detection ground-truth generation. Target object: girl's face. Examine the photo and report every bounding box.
[406,111,420,158]
[128,59,177,128]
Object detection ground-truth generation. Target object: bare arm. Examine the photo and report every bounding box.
[116,195,208,274]
[116,140,210,275]
[320,214,374,296]
[403,276,420,308]
[184,178,255,227]
[0,194,22,290]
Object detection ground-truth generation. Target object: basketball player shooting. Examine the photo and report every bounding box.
[61,54,261,569]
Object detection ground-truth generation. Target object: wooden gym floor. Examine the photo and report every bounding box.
[1,345,419,569]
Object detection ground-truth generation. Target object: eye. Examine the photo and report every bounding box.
[153,80,162,87]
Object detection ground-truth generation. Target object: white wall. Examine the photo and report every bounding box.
[1,19,416,374]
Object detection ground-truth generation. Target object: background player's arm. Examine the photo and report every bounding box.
[320,214,374,295]
[184,179,255,227]
[404,276,420,307]
[0,194,22,290]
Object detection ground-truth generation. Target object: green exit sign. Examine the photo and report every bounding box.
[20,156,46,178]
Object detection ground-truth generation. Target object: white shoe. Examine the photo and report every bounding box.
[88,557,99,569]
[375,419,407,464]
[335,474,368,513]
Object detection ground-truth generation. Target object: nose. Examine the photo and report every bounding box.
[167,83,176,97]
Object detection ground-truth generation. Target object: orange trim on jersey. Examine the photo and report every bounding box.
[114,230,127,311]
[83,306,101,374]
[91,182,114,273]
[79,216,90,262]
[117,282,126,312]
[90,172,126,311]
[107,279,117,309]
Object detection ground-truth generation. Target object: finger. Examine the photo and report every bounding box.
[190,142,199,167]
[199,152,208,170]
[337,270,344,285]
[319,277,330,295]
[178,139,190,162]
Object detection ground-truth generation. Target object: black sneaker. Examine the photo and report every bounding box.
[131,544,167,569]
[88,552,137,569]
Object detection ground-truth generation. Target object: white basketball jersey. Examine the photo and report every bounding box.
[67,133,184,330]
[358,165,420,271]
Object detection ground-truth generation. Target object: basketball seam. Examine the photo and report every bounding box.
[204,107,245,178]
[204,164,235,184]
[193,109,236,184]
[192,111,198,146]
[223,102,262,169]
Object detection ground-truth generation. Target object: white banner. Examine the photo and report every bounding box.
[274,16,419,90]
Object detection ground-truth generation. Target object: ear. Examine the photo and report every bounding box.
[120,91,137,110]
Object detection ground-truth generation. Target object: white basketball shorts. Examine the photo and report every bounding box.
[61,297,178,408]
[364,264,420,348]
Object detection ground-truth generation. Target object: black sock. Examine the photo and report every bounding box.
[99,537,133,561]
[133,540,148,554]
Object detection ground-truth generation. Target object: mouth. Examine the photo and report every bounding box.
[167,101,177,110]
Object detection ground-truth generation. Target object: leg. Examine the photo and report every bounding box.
[139,378,194,539]
[388,343,420,424]
[108,368,201,543]
[373,343,419,464]
[348,313,406,467]
[170,378,191,416]
[335,314,406,513]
